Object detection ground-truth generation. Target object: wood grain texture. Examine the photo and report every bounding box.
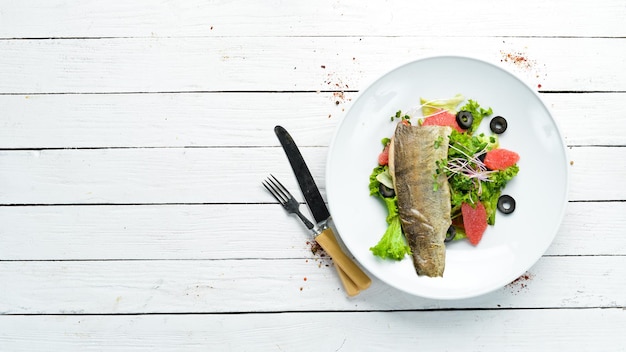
[1,0,624,38]
[0,147,324,204]
[0,37,625,94]
[1,309,625,351]
[0,202,624,261]
[1,1,625,350]
[0,256,624,314]
[1,92,625,148]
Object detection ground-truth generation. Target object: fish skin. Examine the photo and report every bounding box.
[390,123,452,277]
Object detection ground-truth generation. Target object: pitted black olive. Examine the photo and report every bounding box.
[497,195,516,214]
[445,225,457,242]
[379,183,395,198]
[456,110,474,130]
[490,116,508,134]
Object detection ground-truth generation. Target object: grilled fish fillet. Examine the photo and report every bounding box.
[389,123,452,277]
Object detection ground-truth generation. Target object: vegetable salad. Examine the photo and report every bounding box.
[369,95,520,260]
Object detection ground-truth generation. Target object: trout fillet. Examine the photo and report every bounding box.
[389,123,452,277]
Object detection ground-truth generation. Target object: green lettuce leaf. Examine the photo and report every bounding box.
[368,164,411,260]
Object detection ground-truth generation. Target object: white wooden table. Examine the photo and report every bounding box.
[1,1,625,350]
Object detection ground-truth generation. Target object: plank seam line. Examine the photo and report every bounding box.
[0,145,622,151]
[0,202,303,206]
[0,35,625,40]
[0,258,320,262]
[1,90,625,96]
[1,306,624,316]
[0,90,359,96]
[0,146,325,151]
[0,200,624,207]
[1,254,623,262]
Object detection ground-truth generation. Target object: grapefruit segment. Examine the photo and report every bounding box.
[461,202,488,245]
[422,110,464,133]
[483,148,520,170]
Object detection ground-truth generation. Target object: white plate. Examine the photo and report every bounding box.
[326,56,569,299]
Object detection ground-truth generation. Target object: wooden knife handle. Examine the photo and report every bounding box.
[334,261,360,297]
[326,233,360,296]
[315,227,372,291]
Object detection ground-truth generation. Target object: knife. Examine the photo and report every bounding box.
[275,125,371,293]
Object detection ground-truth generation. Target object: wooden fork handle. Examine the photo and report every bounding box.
[315,228,372,291]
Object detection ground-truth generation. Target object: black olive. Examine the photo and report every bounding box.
[497,195,516,214]
[445,225,457,242]
[456,110,474,130]
[379,183,395,198]
[477,152,486,163]
[490,116,508,134]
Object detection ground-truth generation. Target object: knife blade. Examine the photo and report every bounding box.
[275,125,371,292]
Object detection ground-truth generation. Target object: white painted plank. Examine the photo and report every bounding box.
[0,37,625,93]
[545,201,626,256]
[0,92,345,148]
[544,93,626,147]
[0,202,623,261]
[567,147,626,201]
[0,204,317,260]
[1,92,625,149]
[0,0,624,38]
[0,146,622,204]
[0,147,326,204]
[0,256,624,314]
[0,309,624,351]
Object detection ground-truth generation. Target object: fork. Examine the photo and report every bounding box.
[263,174,361,296]
[263,174,315,230]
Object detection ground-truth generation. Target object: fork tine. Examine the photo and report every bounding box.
[263,179,287,204]
[267,175,290,202]
[269,174,293,199]
[262,181,282,203]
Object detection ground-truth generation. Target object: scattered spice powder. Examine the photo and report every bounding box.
[500,50,535,70]
[305,240,332,269]
[499,49,547,90]
[306,240,324,256]
[506,272,534,294]
[323,73,352,106]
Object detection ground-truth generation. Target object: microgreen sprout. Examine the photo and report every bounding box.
[445,143,496,196]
